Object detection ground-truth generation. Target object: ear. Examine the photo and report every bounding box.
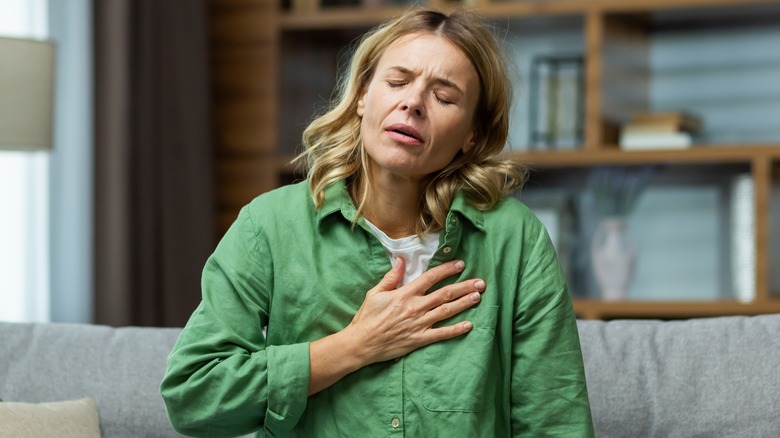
[357,89,367,118]
[463,127,477,153]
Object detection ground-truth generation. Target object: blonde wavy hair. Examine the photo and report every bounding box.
[297,7,527,234]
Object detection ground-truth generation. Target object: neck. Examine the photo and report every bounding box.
[355,172,424,239]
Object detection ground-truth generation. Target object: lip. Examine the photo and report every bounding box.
[385,123,425,145]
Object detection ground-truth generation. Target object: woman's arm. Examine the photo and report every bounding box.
[510,225,595,437]
[161,206,303,437]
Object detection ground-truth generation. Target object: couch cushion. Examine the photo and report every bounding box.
[0,398,101,438]
[0,322,184,438]
[577,314,780,438]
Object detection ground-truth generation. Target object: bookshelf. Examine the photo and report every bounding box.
[209,0,780,319]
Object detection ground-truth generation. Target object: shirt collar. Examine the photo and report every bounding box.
[314,179,485,232]
[316,179,356,225]
[449,190,485,232]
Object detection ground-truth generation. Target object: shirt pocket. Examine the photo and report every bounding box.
[421,304,500,413]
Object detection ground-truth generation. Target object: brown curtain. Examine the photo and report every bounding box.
[94,0,215,327]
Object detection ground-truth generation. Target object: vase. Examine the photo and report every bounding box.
[590,217,637,301]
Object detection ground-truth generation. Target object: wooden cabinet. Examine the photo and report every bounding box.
[211,0,780,319]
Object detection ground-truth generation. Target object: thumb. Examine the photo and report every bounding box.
[377,257,405,291]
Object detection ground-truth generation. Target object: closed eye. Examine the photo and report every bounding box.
[435,94,453,105]
[387,81,406,88]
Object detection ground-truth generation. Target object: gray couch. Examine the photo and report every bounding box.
[1,315,779,437]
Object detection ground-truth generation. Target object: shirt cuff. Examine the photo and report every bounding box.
[263,342,311,433]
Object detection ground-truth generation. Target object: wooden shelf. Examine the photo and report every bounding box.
[280,6,408,30]
[510,145,780,167]
[574,298,780,320]
[591,0,780,14]
[280,0,780,30]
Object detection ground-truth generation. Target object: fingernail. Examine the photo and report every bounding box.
[469,292,481,302]
[474,280,485,290]
[462,321,473,330]
[454,260,465,270]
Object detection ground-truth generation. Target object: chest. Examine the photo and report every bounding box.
[263,219,516,344]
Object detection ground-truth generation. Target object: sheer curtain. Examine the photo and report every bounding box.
[48,0,94,323]
[0,0,50,323]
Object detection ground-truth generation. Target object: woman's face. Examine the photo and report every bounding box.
[357,32,480,184]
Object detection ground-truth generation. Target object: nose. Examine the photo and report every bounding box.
[400,89,424,117]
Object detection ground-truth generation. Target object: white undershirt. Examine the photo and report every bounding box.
[365,220,441,286]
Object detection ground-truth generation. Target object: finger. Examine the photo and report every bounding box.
[421,286,484,327]
[406,259,466,295]
[422,279,485,310]
[419,320,473,346]
[376,257,405,291]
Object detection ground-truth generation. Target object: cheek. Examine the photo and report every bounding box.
[359,111,383,150]
[441,114,474,147]
[359,94,382,126]
[359,117,372,145]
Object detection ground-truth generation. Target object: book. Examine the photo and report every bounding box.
[621,123,693,135]
[619,110,703,150]
[619,131,693,150]
[528,55,584,150]
[629,111,703,134]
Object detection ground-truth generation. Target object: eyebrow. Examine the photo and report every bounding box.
[388,66,464,95]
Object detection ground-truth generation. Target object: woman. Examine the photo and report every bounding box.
[161,7,594,437]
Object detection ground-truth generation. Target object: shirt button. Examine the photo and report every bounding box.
[391,418,401,428]
[442,246,452,254]
[450,217,457,226]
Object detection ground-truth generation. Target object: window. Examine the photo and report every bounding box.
[0,0,49,322]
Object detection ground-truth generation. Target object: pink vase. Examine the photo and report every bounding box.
[591,217,637,301]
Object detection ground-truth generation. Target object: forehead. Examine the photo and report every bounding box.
[376,32,476,80]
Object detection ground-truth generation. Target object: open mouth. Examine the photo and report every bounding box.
[386,124,423,143]
[391,129,421,142]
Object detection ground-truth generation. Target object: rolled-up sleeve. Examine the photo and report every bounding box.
[160,205,310,437]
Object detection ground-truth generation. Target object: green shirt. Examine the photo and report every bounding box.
[161,180,594,437]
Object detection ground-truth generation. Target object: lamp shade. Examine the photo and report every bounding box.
[0,36,55,151]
